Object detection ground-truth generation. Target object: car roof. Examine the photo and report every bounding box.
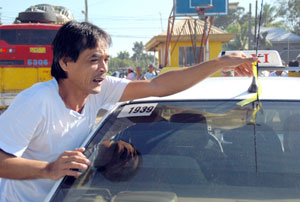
[133,77,300,102]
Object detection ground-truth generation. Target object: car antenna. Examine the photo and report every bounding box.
[251,0,264,176]
[248,0,262,94]
[248,63,259,93]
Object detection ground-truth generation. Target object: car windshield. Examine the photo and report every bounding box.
[50,100,300,201]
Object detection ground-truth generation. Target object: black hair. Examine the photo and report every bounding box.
[97,150,143,182]
[288,60,299,67]
[51,21,112,82]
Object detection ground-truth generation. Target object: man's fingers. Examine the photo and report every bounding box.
[62,161,89,171]
[246,56,258,63]
[62,150,85,156]
[241,64,253,76]
[46,148,90,180]
[62,169,83,178]
[74,147,85,152]
[235,67,244,76]
[61,155,90,165]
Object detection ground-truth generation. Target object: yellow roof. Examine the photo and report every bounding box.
[145,17,235,51]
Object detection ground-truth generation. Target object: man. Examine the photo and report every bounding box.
[0,21,256,201]
[126,66,137,80]
[144,63,159,80]
[288,60,300,77]
[135,66,144,80]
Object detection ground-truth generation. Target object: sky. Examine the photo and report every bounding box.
[0,0,273,57]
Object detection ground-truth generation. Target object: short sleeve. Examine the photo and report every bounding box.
[0,89,44,157]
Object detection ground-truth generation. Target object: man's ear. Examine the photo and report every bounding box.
[59,57,70,72]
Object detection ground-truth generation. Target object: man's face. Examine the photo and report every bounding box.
[63,41,109,95]
[148,65,154,72]
[136,67,142,74]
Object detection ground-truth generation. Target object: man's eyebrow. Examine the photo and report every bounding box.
[90,53,101,58]
[90,53,110,58]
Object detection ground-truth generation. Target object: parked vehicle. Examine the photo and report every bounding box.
[110,68,128,79]
[0,4,73,109]
[110,71,127,79]
[0,23,61,109]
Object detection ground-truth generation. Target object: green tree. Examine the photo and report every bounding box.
[259,3,284,27]
[131,41,156,68]
[276,0,300,35]
[117,51,130,60]
[131,41,144,63]
[217,7,250,50]
[108,41,157,74]
[214,6,245,30]
[217,2,285,50]
[256,3,287,49]
[108,57,134,73]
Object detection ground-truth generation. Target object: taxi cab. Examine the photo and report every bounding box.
[45,51,300,202]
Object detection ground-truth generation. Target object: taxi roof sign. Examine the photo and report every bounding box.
[221,50,284,67]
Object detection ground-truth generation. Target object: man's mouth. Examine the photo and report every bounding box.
[93,76,106,83]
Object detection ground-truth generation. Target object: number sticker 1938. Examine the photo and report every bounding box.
[117,103,158,118]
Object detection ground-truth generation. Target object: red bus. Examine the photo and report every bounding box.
[0,23,61,108]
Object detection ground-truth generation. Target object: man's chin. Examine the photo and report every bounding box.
[91,86,102,94]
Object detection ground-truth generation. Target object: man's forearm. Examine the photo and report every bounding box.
[0,150,48,180]
[151,59,221,97]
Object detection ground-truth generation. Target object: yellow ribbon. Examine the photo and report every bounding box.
[236,62,261,107]
[236,62,262,124]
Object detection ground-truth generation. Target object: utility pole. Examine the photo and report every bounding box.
[84,0,88,22]
[254,0,258,48]
[248,3,252,49]
[0,7,2,25]
[159,12,164,32]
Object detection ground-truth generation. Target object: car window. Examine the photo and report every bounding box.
[50,100,300,201]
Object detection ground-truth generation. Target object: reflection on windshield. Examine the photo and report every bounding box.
[51,101,300,202]
[73,140,142,188]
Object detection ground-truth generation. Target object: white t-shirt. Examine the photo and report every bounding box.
[0,76,129,202]
[144,71,157,80]
[269,71,288,77]
[126,72,137,81]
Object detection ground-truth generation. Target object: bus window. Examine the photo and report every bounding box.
[0,29,58,45]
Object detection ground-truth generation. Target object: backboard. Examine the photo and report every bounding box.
[174,0,229,16]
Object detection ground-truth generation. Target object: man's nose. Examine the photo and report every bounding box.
[98,61,108,73]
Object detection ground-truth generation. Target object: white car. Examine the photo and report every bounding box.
[110,70,127,79]
[45,52,300,202]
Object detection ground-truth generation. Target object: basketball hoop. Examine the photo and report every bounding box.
[195,4,213,15]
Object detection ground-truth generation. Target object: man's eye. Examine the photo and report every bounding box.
[104,58,109,63]
[91,59,98,63]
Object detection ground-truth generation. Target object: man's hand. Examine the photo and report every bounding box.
[218,51,258,77]
[45,148,90,180]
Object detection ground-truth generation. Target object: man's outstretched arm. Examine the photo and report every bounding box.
[120,51,258,102]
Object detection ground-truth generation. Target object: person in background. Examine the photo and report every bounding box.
[144,63,158,80]
[269,69,288,77]
[287,60,300,77]
[159,64,164,70]
[126,66,137,81]
[0,20,256,202]
[296,54,300,65]
[135,66,144,80]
